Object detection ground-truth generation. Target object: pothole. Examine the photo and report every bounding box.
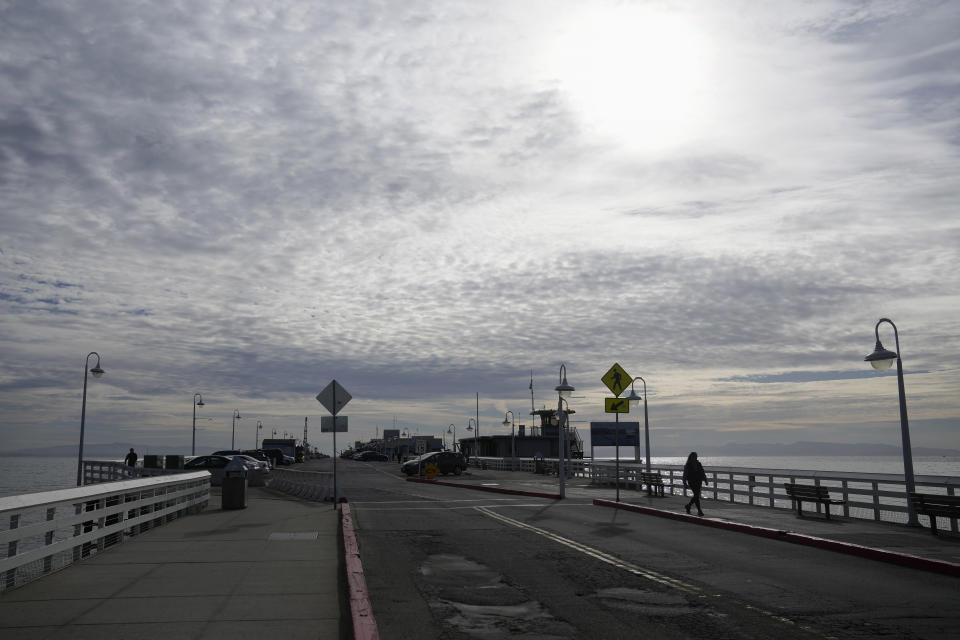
[591,586,697,617]
[419,554,575,639]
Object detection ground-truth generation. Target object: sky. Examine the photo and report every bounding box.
[1,0,958,458]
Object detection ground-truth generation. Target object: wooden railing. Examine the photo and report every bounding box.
[473,457,960,531]
[0,472,210,592]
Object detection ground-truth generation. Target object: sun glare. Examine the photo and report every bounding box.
[538,6,715,151]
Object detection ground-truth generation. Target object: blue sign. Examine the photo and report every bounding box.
[590,421,640,447]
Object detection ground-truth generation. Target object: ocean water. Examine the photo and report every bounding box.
[1,455,958,499]
[0,457,82,498]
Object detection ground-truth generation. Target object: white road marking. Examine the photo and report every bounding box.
[474,506,830,638]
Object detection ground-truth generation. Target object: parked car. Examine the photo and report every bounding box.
[231,454,270,474]
[184,454,234,485]
[401,451,466,476]
[241,449,274,469]
[353,450,389,462]
[262,448,294,466]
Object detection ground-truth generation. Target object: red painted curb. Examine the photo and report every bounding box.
[593,498,960,578]
[341,504,380,640]
[406,476,560,500]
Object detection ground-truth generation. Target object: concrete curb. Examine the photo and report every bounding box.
[406,476,561,500]
[341,503,380,640]
[594,498,960,578]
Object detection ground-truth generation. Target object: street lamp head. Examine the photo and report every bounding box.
[555,363,574,399]
[865,340,898,371]
[87,352,105,377]
[627,376,645,407]
[197,399,205,407]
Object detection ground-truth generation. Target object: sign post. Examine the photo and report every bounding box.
[602,363,631,503]
[316,380,352,508]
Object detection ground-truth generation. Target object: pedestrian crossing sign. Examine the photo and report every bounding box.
[602,363,631,397]
[605,397,629,413]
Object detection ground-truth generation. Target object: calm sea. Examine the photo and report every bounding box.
[0,456,89,498]
[0,455,958,499]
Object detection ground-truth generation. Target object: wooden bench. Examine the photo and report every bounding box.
[784,483,845,519]
[910,493,960,535]
[640,471,664,497]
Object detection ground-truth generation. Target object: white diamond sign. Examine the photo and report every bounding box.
[316,379,351,415]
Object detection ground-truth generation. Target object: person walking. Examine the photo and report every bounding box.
[682,451,708,516]
[124,447,138,467]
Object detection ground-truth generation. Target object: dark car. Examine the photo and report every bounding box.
[262,448,293,466]
[401,451,466,476]
[184,454,234,485]
[353,450,389,462]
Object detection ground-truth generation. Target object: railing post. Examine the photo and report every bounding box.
[44,507,55,573]
[4,514,19,589]
[872,481,881,521]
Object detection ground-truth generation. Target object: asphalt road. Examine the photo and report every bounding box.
[337,460,960,640]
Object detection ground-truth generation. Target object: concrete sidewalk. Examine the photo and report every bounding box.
[0,486,344,640]
[414,466,960,573]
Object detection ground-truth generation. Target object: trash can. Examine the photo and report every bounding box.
[143,454,163,469]
[534,455,545,475]
[165,454,184,469]
[221,459,248,510]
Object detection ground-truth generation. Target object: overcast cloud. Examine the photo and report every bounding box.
[1,0,958,457]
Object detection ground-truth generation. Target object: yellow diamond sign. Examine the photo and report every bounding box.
[605,397,629,413]
[423,463,440,480]
[602,363,631,397]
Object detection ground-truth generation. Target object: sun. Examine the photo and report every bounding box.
[536,5,715,152]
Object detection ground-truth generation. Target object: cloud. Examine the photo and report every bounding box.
[0,1,958,455]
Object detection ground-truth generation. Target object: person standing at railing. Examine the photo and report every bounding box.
[125,448,138,467]
[682,451,708,516]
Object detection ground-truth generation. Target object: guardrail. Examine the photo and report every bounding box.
[269,467,334,502]
[473,457,960,531]
[83,460,178,484]
[0,472,210,592]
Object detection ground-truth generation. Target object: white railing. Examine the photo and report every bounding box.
[268,468,334,502]
[83,460,180,484]
[0,472,210,592]
[474,457,960,531]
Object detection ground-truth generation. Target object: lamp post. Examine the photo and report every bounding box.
[467,419,476,462]
[254,420,263,449]
[502,411,516,471]
[192,393,205,456]
[555,363,574,499]
[626,376,651,473]
[77,352,105,486]
[865,318,919,526]
[448,424,457,452]
[231,409,242,450]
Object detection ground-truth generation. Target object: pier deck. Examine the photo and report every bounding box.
[0,485,343,640]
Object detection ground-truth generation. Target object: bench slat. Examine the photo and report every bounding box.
[909,492,960,535]
[784,483,844,519]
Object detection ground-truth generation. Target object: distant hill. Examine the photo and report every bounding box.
[0,443,182,457]
[656,441,960,457]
